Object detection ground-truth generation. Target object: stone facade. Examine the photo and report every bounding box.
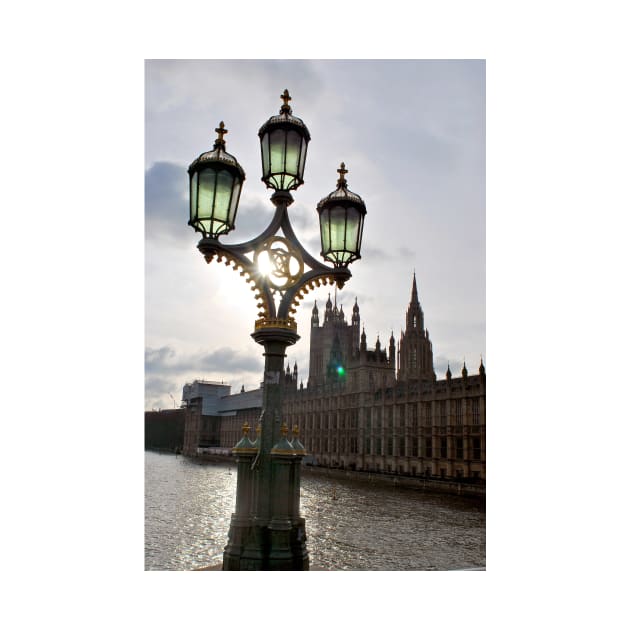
[283,274,485,482]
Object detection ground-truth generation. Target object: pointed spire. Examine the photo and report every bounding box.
[324,292,332,323]
[311,299,319,327]
[411,271,419,304]
[446,363,452,380]
[405,271,424,332]
[388,331,395,364]
[353,296,359,313]
[479,355,485,375]
[462,360,468,378]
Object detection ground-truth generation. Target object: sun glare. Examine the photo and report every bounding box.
[257,251,272,277]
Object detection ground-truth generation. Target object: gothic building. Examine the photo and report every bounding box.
[308,292,392,389]
[177,274,486,482]
[283,273,486,481]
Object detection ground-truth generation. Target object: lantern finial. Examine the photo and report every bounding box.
[214,121,228,148]
[337,162,348,188]
[280,89,292,114]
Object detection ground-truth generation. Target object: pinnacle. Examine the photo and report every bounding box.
[411,272,419,304]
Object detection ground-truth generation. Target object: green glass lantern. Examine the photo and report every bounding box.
[188,122,245,238]
[317,163,367,267]
[258,89,310,191]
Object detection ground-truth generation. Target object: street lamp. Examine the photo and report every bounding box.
[317,162,366,266]
[188,90,366,571]
[188,121,245,238]
[259,89,310,191]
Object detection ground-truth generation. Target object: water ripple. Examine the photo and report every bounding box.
[145,451,485,571]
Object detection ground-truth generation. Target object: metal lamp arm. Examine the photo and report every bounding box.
[197,238,278,320]
[215,202,287,256]
[278,210,325,271]
[278,266,351,321]
[275,211,352,320]
[197,191,353,325]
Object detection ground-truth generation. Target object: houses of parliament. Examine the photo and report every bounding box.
[146,274,486,482]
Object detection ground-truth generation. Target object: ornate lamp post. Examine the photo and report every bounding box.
[188,90,366,570]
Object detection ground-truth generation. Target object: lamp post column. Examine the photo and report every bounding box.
[252,331,298,520]
[223,424,257,570]
[234,327,307,570]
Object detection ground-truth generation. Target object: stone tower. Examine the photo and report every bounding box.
[308,292,360,386]
[398,273,434,381]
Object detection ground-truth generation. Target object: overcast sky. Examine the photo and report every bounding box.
[145,59,485,410]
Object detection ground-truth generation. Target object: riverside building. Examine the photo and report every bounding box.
[284,274,485,481]
[173,274,485,482]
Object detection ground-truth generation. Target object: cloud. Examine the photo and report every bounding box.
[146,345,262,375]
[146,60,324,116]
[222,196,275,244]
[145,161,189,242]
[360,244,392,260]
[144,374,181,410]
[285,199,320,233]
[145,346,176,368]
[196,347,262,374]
[145,345,265,408]
[398,246,415,258]
[145,375,179,396]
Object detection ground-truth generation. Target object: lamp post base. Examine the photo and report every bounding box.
[222,325,309,571]
[226,521,308,571]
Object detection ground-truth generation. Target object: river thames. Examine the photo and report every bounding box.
[145,450,485,571]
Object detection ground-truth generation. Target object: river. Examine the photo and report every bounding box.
[145,450,485,570]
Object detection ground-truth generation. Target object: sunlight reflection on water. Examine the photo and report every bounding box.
[145,451,485,571]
